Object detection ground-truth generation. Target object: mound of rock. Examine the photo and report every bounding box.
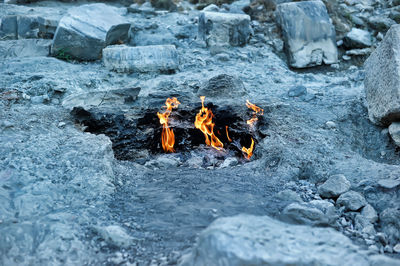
[197,74,247,98]
[51,3,131,61]
[276,0,338,68]
[364,24,400,126]
[180,214,370,265]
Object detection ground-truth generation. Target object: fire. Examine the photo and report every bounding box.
[194,96,224,150]
[225,126,232,142]
[242,138,255,160]
[157,97,180,152]
[246,100,264,126]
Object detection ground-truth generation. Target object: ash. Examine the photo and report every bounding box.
[1,0,400,265]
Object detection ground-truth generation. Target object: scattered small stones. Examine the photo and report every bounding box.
[337,190,367,211]
[198,11,251,47]
[102,45,179,73]
[276,1,338,68]
[318,174,351,198]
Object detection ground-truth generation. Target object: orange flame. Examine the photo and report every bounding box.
[242,138,255,160]
[157,97,180,152]
[246,100,264,126]
[225,126,232,142]
[194,96,224,150]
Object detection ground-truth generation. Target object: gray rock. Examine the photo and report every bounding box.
[318,174,351,198]
[51,3,131,61]
[380,208,400,245]
[179,214,370,266]
[282,200,337,226]
[17,16,40,39]
[94,225,134,248]
[128,2,156,15]
[0,15,18,40]
[343,28,372,49]
[203,4,220,12]
[389,122,400,147]
[378,178,400,189]
[276,1,338,68]
[355,214,376,235]
[102,45,179,73]
[198,11,251,47]
[368,16,396,32]
[346,48,372,56]
[369,255,400,266]
[0,39,50,59]
[275,189,303,203]
[337,190,367,211]
[394,243,400,253]
[62,87,141,110]
[219,157,238,168]
[197,74,247,98]
[364,25,400,126]
[288,85,307,97]
[361,204,378,223]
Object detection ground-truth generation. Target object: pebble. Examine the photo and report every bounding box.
[326,121,336,129]
[393,243,400,253]
[58,122,66,128]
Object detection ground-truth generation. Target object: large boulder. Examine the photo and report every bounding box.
[180,214,370,265]
[102,45,179,73]
[364,24,400,126]
[276,0,338,68]
[51,3,131,61]
[198,11,251,47]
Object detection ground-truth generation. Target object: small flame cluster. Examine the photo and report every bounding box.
[157,96,263,160]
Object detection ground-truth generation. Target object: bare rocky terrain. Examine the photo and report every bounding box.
[1,0,400,265]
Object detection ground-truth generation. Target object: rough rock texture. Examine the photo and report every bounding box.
[380,208,400,245]
[102,45,179,73]
[197,74,247,98]
[198,11,251,47]
[318,174,351,198]
[0,15,18,40]
[282,200,337,226]
[0,39,50,59]
[389,122,400,146]
[364,24,400,126]
[337,191,367,211]
[180,214,370,266]
[343,28,372,49]
[51,3,131,61]
[361,204,378,223]
[276,0,338,68]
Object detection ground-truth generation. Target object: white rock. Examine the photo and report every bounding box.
[95,225,134,247]
[389,122,400,147]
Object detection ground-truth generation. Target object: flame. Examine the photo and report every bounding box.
[225,126,232,142]
[157,97,180,152]
[242,138,255,160]
[194,96,224,150]
[246,100,264,126]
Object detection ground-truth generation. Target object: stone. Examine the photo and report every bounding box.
[337,190,367,211]
[51,3,131,61]
[394,244,400,253]
[0,16,18,40]
[276,1,338,68]
[369,255,400,266]
[63,87,141,110]
[0,39,51,59]
[346,48,372,56]
[368,16,396,32]
[288,85,307,97]
[364,25,400,126]
[378,178,400,189]
[220,157,238,168]
[128,3,157,15]
[355,214,376,235]
[203,4,220,12]
[380,208,400,245]
[282,200,337,226]
[94,225,134,247]
[361,204,378,223]
[197,74,247,98]
[343,28,372,49]
[326,121,337,129]
[17,16,40,39]
[275,189,303,203]
[318,174,351,198]
[198,11,251,47]
[179,214,370,265]
[102,45,179,73]
[389,122,400,147]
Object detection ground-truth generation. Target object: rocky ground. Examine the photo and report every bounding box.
[1,0,400,265]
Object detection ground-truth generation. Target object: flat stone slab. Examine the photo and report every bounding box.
[364,24,400,126]
[0,39,51,59]
[180,214,370,265]
[276,0,338,68]
[102,45,179,73]
[198,11,251,47]
[51,3,131,61]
